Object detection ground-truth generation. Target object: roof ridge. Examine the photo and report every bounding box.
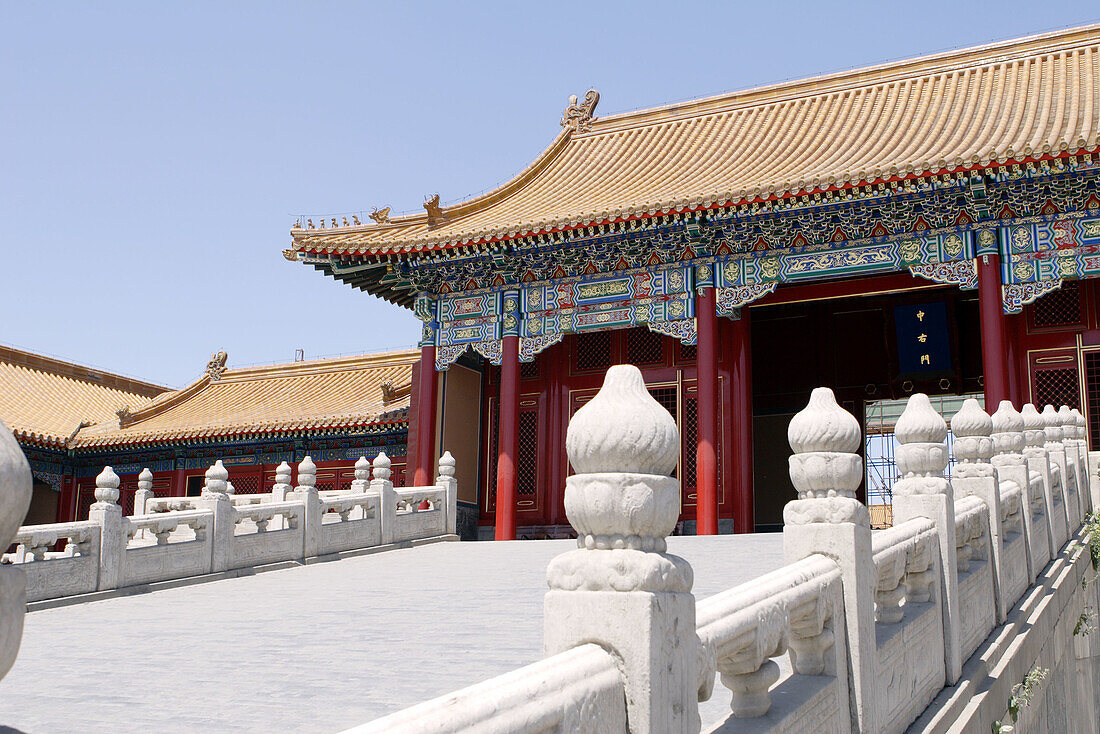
[588,22,1100,135]
[217,348,420,381]
[0,344,168,398]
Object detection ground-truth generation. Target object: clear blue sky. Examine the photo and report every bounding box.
[2,1,1098,388]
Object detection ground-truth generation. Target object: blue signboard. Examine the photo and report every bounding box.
[895,302,952,376]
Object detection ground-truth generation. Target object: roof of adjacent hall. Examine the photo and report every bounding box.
[290,23,1100,257]
[0,345,167,448]
[0,344,417,450]
[70,350,418,449]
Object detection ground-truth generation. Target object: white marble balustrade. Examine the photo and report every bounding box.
[353,369,1100,734]
[4,452,459,603]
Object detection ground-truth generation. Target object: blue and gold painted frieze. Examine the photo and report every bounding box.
[1000,213,1100,284]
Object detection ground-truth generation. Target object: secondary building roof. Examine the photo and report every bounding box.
[71,349,418,449]
[0,345,167,448]
[289,24,1100,260]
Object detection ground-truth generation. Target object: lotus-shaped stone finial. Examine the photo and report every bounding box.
[137,468,153,491]
[372,451,391,482]
[950,398,991,438]
[566,365,678,476]
[1041,405,1063,442]
[1021,404,1046,448]
[438,451,456,478]
[1058,406,1075,436]
[94,466,121,503]
[275,461,292,486]
[297,456,317,487]
[991,401,1024,433]
[787,387,860,454]
[896,393,948,444]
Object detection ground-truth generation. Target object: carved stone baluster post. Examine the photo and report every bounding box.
[371,451,396,545]
[198,460,233,574]
[544,366,699,733]
[782,387,874,733]
[0,420,31,681]
[350,457,370,493]
[1041,404,1073,546]
[1021,404,1058,560]
[1071,409,1095,514]
[436,451,457,536]
[292,456,321,559]
[270,461,293,529]
[88,466,124,591]
[133,468,154,517]
[993,402,1041,581]
[1059,405,1084,525]
[892,393,961,684]
[950,399,1006,622]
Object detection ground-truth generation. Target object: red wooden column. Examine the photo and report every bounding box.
[977,244,1011,409]
[495,290,522,540]
[695,287,719,535]
[730,307,754,534]
[413,344,438,486]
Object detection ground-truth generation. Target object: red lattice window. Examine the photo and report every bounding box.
[576,331,612,372]
[76,486,95,521]
[681,397,698,491]
[520,360,539,379]
[678,343,698,363]
[1086,352,1100,449]
[231,474,261,495]
[1031,281,1083,328]
[517,411,539,497]
[648,386,678,480]
[486,399,500,511]
[1033,368,1080,412]
[627,327,665,366]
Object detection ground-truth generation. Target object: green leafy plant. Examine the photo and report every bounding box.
[1074,608,1096,637]
[991,666,1049,733]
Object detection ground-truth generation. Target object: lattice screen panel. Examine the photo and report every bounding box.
[486,400,500,511]
[1086,352,1100,449]
[520,360,539,379]
[231,475,261,495]
[1033,367,1080,412]
[678,344,698,363]
[517,411,539,498]
[648,386,679,479]
[1032,280,1083,328]
[76,487,95,521]
[576,331,612,371]
[682,397,698,492]
[627,327,665,366]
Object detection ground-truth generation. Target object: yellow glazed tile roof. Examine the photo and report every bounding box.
[0,345,166,447]
[290,24,1100,256]
[72,349,418,448]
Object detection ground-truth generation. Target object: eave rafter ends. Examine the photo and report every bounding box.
[288,24,1100,270]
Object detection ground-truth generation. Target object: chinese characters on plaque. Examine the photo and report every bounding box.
[894,302,952,376]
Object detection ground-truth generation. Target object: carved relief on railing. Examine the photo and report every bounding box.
[695,555,842,718]
[954,496,989,572]
[871,519,939,623]
[234,501,301,533]
[10,521,99,562]
[126,510,209,546]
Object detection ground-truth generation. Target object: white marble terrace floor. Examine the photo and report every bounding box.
[0,534,785,733]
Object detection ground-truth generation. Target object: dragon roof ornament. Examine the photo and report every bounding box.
[560,89,600,133]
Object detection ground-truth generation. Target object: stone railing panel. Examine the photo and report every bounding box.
[228,501,305,570]
[319,493,380,555]
[121,510,213,586]
[996,483,1030,613]
[697,554,849,732]
[870,518,946,734]
[392,488,447,544]
[952,496,996,664]
[7,521,101,602]
[341,643,627,734]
